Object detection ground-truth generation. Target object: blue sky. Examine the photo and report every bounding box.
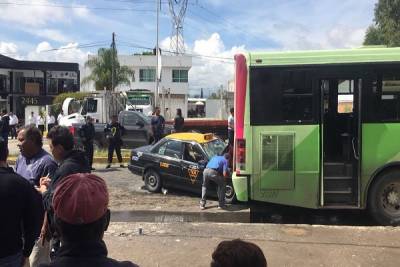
[0,0,377,93]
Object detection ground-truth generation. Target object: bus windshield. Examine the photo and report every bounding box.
[201,139,226,159]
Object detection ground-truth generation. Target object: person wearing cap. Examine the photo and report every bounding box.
[79,116,96,170]
[0,136,42,267]
[38,173,138,267]
[200,153,230,210]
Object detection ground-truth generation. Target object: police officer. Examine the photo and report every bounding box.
[200,153,230,210]
[105,115,124,169]
[81,116,96,170]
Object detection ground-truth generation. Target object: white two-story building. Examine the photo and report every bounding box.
[82,53,192,119]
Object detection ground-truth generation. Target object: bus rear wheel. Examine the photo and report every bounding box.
[369,170,400,226]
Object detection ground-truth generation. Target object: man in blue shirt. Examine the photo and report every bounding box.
[15,125,57,267]
[200,153,230,209]
[16,126,57,186]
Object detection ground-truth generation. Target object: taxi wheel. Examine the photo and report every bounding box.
[144,169,162,193]
[225,184,237,204]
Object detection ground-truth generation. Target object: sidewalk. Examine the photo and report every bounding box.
[104,222,400,267]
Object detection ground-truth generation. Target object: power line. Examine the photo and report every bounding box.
[0,1,156,12]
[39,41,110,52]
[190,2,267,44]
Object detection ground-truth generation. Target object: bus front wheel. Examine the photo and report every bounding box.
[369,170,400,226]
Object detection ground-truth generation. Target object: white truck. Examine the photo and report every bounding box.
[125,89,154,116]
[59,91,127,126]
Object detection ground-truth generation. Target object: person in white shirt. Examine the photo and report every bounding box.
[47,112,56,131]
[37,114,45,133]
[27,112,37,126]
[8,112,18,139]
[227,107,234,146]
[57,111,64,125]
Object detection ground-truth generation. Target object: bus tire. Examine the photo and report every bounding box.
[144,169,162,193]
[225,183,237,204]
[368,170,400,226]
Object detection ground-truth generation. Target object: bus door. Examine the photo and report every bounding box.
[320,77,361,207]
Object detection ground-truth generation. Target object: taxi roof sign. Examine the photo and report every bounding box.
[167,132,216,143]
[204,133,214,141]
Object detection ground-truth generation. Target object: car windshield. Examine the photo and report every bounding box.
[201,139,226,159]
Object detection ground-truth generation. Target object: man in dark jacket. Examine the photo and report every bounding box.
[105,115,125,169]
[80,116,96,170]
[37,126,90,258]
[0,137,42,266]
[38,173,138,267]
[151,107,165,143]
[0,109,10,147]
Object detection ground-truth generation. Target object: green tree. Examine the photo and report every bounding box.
[364,0,400,47]
[82,48,133,91]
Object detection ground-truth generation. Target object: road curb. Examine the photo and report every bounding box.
[111,208,251,223]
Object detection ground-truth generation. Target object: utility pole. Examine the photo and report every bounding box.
[111,32,116,91]
[155,0,160,108]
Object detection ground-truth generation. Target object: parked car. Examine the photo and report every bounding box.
[72,110,173,149]
[128,132,236,203]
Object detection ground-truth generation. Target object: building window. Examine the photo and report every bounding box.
[172,69,188,83]
[47,78,58,94]
[139,69,156,82]
[0,75,8,93]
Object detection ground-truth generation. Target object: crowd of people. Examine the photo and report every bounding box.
[0,106,267,267]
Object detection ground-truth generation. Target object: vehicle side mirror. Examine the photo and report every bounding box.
[136,121,145,128]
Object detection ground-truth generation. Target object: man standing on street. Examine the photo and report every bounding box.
[151,107,165,143]
[9,111,18,139]
[227,107,234,146]
[0,137,42,267]
[0,109,10,147]
[46,112,56,132]
[200,153,230,210]
[37,126,90,259]
[15,126,58,267]
[80,116,96,170]
[28,111,37,126]
[105,115,124,169]
[38,173,138,267]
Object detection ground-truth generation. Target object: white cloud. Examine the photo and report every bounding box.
[187,33,246,93]
[72,4,90,18]
[27,42,90,65]
[29,28,72,43]
[0,42,18,56]
[0,0,65,27]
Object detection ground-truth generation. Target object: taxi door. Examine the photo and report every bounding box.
[180,142,207,192]
[156,139,183,185]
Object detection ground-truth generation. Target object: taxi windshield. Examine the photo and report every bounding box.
[201,139,226,159]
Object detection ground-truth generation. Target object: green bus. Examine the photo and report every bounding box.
[231,47,400,225]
